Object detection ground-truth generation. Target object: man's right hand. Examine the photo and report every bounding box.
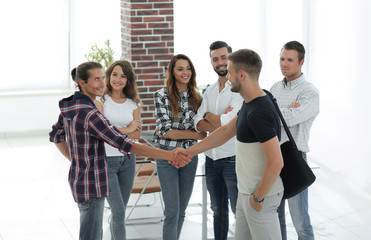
[289,102,300,108]
[169,148,191,168]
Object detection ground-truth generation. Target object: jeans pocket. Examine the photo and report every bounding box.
[226,156,236,164]
[78,199,91,211]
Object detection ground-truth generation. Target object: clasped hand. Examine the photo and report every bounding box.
[169,148,192,168]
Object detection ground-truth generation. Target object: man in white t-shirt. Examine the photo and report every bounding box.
[193,41,243,240]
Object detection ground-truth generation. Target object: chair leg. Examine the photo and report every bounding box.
[125,170,157,221]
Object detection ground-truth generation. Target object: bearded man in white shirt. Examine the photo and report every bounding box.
[270,40,319,240]
[194,41,243,240]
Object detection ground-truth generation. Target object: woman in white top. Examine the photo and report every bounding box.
[94,60,142,240]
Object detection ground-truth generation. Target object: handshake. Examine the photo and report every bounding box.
[169,148,193,168]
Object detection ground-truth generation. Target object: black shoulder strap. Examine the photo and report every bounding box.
[263,89,298,149]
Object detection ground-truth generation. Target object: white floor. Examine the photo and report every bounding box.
[0,132,371,239]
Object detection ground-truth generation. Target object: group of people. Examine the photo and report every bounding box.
[49,40,319,240]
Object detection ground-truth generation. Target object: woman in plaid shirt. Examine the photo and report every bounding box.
[154,54,207,240]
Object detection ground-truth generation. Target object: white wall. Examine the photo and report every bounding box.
[174,0,371,195]
[0,0,122,134]
[307,0,371,192]
[2,0,371,196]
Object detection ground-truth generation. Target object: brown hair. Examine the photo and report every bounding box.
[281,41,306,62]
[102,60,142,107]
[228,49,262,80]
[165,54,201,119]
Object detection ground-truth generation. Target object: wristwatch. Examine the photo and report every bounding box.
[203,112,209,119]
[252,194,264,203]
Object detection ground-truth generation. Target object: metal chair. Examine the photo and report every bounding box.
[125,138,164,224]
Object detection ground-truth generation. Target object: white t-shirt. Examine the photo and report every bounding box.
[97,94,138,156]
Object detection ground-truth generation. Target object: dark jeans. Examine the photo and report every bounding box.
[206,156,238,240]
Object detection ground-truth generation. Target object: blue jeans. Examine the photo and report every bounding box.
[106,154,136,240]
[156,146,198,240]
[77,197,105,240]
[205,156,238,240]
[277,152,314,240]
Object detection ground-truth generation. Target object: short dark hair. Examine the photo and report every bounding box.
[71,62,102,91]
[209,41,232,56]
[228,49,262,80]
[281,41,305,62]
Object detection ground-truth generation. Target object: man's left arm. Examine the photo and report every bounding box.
[281,87,319,127]
[219,94,243,126]
[250,136,284,211]
[204,94,243,129]
[194,96,215,132]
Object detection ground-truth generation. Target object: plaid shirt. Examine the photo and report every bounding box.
[270,74,319,152]
[49,92,134,203]
[153,87,197,148]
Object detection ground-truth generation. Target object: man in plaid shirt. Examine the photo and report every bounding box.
[50,62,189,240]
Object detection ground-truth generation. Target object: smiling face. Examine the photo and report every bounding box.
[79,68,105,100]
[173,59,192,91]
[211,47,229,77]
[109,65,127,92]
[280,49,304,82]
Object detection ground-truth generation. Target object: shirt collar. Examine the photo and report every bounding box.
[217,79,232,91]
[282,73,305,89]
[73,91,97,108]
[178,89,189,99]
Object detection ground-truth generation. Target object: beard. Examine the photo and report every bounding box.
[230,79,241,93]
[214,65,228,77]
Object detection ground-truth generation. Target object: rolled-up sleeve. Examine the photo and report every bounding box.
[194,97,208,132]
[49,114,66,143]
[220,95,243,126]
[88,111,134,154]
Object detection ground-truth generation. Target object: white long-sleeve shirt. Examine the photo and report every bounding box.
[270,74,320,153]
[194,80,243,160]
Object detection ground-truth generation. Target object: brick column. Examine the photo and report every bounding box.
[121,0,174,132]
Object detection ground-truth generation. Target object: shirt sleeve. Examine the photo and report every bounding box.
[249,110,278,143]
[280,86,320,127]
[49,114,66,143]
[88,110,134,154]
[220,94,244,126]
[154,90,173,136]
[193,93,208,132]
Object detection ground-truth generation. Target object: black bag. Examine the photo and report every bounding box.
[264,90,316,199]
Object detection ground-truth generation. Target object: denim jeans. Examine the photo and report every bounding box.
[77,197,105,240]
[106,154,136,240]
[277,152,314,240]
[205,156,238,240]
[156,146,198,240]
